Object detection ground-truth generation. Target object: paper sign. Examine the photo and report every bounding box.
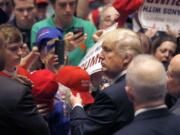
[138,0,180,31]
[79,23,118,75]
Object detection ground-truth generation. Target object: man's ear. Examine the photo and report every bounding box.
[125,85,134,102]
[123,53,133,68]
[167,70,173,79]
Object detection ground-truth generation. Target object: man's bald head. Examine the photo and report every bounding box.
[167,54,180,97]
[168,54,180,81]
[126,54,167,104]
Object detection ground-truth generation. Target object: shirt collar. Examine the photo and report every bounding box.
[135,104,167,116]
[111,70,127,84]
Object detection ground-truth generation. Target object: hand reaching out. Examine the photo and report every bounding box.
[64,32,87,52]
[69,92,82,108]
[166,24,180,38]
[36,103,50,117]
[145,24,157,39]
[20,47,40,70]
[92,30,104,42]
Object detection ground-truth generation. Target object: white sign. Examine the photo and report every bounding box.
[79,23,117,75]
[79,40,103,75]
[138,0,180,31]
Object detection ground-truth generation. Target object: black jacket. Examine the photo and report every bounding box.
[113,108,180,135]
[70,75,134,135]
[0,76,50,135]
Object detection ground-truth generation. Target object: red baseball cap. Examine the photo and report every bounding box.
[16,66,31,78]
[55,66,94,105]
[35,0,48,4]
[29,69,58,107]
[112,0,144,27]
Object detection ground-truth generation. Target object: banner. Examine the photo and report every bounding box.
[138,0,180,31]
[79,23,117,75]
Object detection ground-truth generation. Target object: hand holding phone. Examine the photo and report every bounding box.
[73,27,84,40]
[64,27,87,52]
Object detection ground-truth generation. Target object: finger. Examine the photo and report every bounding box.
[53,56,59,62]
[69,41,76,47]
[32,46,39,52]
[93,35,99,42]
[93,31,103,42]
[76,93,81,98]
[65,32,74,40]
[38,109,50,115]
[38,107,50,112]
[37,104,49,108]
[74,35,87,44]
[73,32,83,39]
[74,33,87,41]
[96,30,103,36]
[53,55,59,59]
[49,56,59,64]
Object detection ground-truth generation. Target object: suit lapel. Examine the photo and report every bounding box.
[114,74,126,84]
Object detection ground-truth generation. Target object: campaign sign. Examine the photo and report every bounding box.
[79,23,117,75]
[79,40,103,75]
[138,0,180,31]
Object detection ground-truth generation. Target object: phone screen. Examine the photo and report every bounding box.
[55,40,65,65]
[73,27,84,39]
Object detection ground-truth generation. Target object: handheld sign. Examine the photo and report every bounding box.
[79,23,118,75]
[138,0,180,31]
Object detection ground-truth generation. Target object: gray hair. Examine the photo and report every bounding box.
[126,54,167,104]
[102,28,143,57]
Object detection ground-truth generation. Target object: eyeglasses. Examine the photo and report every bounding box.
[58,1,76,9]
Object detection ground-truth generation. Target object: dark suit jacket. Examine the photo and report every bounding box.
[170,98,180,115]
[0,76,50,135]
[70,75,134,135]
[113,108,180,135]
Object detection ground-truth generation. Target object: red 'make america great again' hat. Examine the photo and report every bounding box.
[112,0,144,27]
[55,66,94,105]
[30,69,58,108]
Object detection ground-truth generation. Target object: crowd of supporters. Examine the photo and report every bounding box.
[0,0,180,135]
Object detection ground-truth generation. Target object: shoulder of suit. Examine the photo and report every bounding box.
[0,76,31,113]
[103,80,126,96]
[0,76,28,90]
[102,80,131,108]
[0,76,30,107]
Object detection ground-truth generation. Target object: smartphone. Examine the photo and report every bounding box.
[73,27,84,39]
[55,40,65,65]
